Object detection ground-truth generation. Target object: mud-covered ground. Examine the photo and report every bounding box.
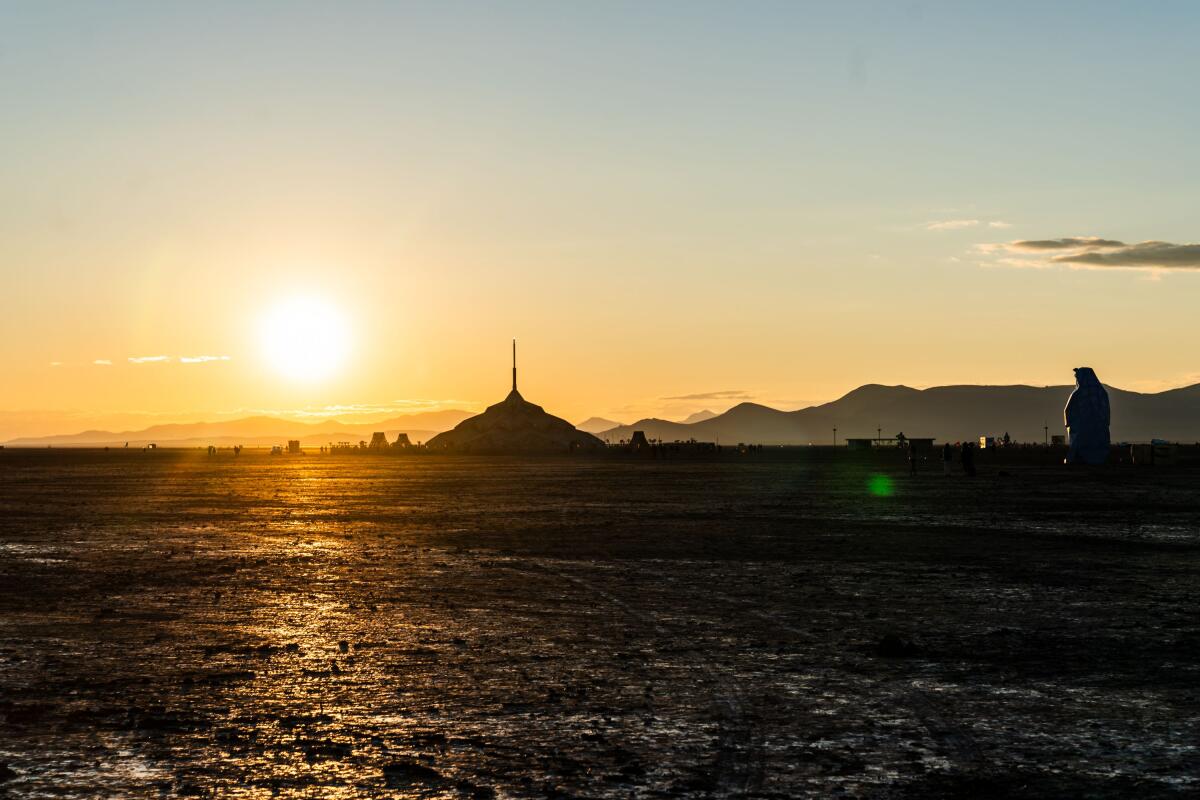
[1,450,1198,798]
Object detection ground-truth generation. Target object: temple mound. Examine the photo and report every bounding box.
[425,388,604,454]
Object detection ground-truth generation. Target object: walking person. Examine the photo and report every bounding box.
[908,438,918,476]
[961,441,976,477]
[942,442,952,475]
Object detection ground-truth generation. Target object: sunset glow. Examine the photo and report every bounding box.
[1,3,1199,440]
[259,295,351,384]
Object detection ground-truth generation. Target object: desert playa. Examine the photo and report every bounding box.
[1,449,1196,798]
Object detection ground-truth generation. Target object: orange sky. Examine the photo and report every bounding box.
[3,4,1199,440]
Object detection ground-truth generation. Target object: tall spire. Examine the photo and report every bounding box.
[512,338,517,393]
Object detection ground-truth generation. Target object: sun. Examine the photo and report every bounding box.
[259,295,351,382]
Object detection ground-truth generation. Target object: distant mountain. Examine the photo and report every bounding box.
[3,409,474,448]
[576,417,624,434]
[597,384,1200,444]
[681,409,718,424]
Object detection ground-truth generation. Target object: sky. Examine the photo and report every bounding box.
[2,1,1199,438]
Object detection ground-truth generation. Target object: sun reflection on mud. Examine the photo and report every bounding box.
[0,450,1197,797]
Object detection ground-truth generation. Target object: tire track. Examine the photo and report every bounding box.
[702,587,987,771]
[501,558,767,797]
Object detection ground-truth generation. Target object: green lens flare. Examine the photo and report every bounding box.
[867,474,894,497]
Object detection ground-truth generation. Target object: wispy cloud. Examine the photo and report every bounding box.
[925,219,980,231]
[179,355,231,364]
[926,219,1012,231]
[230,400,479,421]
[93,359,113,366]
[128,355,171,364]
[1009,237,1125,251]
[980,237,1200,271]
[660,390,753,401]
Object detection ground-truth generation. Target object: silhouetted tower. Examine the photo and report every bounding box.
[512,338,517,393]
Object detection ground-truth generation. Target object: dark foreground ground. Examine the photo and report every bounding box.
[1,450,1198,799]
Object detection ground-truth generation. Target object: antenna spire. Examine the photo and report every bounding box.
[512,338,517,393]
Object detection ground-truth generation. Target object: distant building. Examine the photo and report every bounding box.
[369,432,389,449]
[846,437,933,450]
[393,433,412,448]
[287,440,301,454]
[629,431,650,451]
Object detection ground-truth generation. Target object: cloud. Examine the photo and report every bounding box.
[93,359,113,366]
[179,355,231,364]
[984,237,1200,271]
[128,355,171,364]
[1009,237,1125,251]
[661,390,753,401]
[230,400,480,421]
[925,219,980,231]
[925,219,1011,232]
[1053,241,1200,269]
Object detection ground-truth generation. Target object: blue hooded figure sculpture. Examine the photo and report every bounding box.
[1064,367,1110,465]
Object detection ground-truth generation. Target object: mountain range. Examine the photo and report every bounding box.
[596,383,1200,445]
[8,383,1199,448]
[3,409,474,448]
[575,409,718,434]
[576,417,624,435]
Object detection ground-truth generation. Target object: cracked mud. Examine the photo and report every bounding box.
[1,450,1198,798]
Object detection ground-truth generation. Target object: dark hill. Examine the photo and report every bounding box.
[599,383,1200,444]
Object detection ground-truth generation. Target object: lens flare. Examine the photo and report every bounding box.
[867,474,894,497]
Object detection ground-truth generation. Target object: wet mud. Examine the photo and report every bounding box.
[1,450,1198,797]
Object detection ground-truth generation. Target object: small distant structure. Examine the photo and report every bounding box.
[629,431,650,452]
[393,433,412,448]
[979,436,996,449]
[369,432,389,449]
[846,436,933,450]
[1051,435,1066,446]
[287,440,301,454]
[270,445,283,455]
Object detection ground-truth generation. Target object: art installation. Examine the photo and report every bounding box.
[1065,367,1111,465]
[424,341,604,454]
